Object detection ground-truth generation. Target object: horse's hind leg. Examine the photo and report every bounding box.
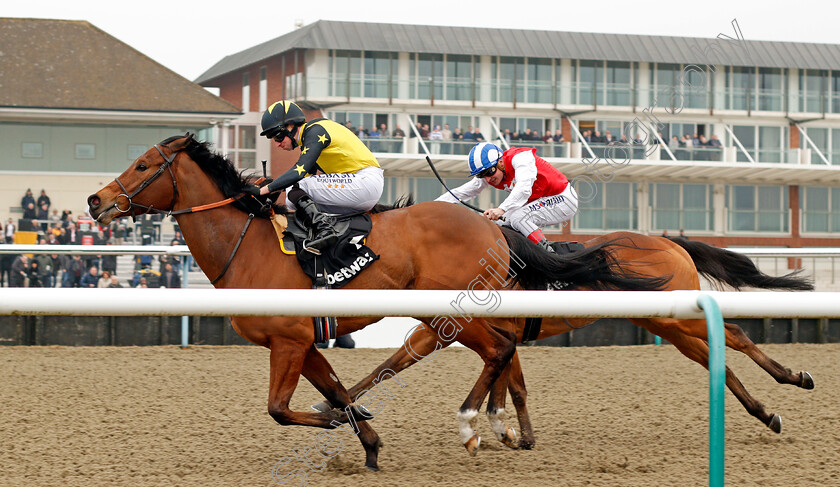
[486,349,535,449]
[454,320,517,455]
[301,345,382,471]
[724,321,814,389]
[649,323,783,433]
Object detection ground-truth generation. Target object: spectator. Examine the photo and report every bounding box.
[61,255,84,287]
[80,266,99,288]
[679,229,689,240]
[429,125,443,154]
[463,126,475,141]
[33,239,55,287]
[356,125,367,138]
[604,130,616,144]
[421,124,430,139]
[591,130,605,144]
[452,128,463,140]
[171,231,185,246]
[379,123,388,138]
[21,189,36,220]
[37,189,51,212]
[136,277,148,288]
[471,127,484,142]
[708,134,722,147]
[581,130,591,143]
[661,230,670,238]
[633,134,644,145]
[503,128,513,143]
[344,121,357,135]
[553,129,564,143]
[542,130,553,143]
[698,135,708,146]
[37,203,49,231]
[409,122,422,138]
[0,252,12,287]
[159,240,182,271]
[107,276,123,288]
[669,136,681,151]
[10,254,29,287]
[60,210,72,229]
[26,260,43,288]
[49,209,61,223]
[441,123,453,141]
[97,270,113,288]
[391,124,406,138]
[160,263,181,288]
[4,217,15,244]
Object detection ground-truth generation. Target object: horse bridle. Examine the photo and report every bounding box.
[112,144,181,221]
[108,139,265,285]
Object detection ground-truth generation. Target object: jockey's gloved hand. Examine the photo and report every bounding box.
[242,185,262,199]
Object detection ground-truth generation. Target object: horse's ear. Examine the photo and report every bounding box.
[168,133,195,151]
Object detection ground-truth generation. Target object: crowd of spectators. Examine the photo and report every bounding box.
[1,188,186,289]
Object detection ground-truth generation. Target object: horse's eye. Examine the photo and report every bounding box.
[137,164,148,172]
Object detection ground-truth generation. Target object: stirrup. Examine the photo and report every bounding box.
[537,239,555,253]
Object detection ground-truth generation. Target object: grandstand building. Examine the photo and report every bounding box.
[195,20,840,249]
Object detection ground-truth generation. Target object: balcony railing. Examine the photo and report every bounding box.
[307,75,840,115]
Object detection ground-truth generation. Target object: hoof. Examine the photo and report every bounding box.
[800,371,815,390]
[311,401,332,413]
[518,437,535,450]
[464,434,481,456]
[365,464,380,472]
[501,426,517,449]
[768,414,782,434]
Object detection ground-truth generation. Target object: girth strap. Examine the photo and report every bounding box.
[210,213,255,285]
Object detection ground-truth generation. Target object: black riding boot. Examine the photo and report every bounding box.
[295,196,338,253]
[537,239,556,253]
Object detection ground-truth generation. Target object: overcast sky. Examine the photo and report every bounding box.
[5,0,839,81]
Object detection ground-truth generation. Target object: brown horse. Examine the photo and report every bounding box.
[86,134,668,469]
[319,233,815,450]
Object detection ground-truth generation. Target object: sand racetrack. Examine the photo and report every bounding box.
[0,343,838,486]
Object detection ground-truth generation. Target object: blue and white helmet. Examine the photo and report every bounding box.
[468,143,504,177]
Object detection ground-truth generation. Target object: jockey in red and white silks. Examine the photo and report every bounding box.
[436,143,578,249]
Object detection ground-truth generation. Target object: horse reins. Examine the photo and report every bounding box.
[110,141,263,285]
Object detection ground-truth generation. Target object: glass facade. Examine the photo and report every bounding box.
[801,186,840,233]
[727,185,789,232]
[574,182,637,231]
[650,184,714,232]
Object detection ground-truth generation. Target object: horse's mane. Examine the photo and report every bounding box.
[164,135,413,216]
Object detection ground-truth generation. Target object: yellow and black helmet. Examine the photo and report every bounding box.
[260,100,306,139]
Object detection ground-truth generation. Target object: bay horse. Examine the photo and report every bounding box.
[319,233,815,450]
[86,134,668,470]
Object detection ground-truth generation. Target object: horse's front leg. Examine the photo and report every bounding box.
[486,353,517,449]
[301,345,382,471]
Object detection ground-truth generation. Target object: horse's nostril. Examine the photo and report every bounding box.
[88,194,101,208]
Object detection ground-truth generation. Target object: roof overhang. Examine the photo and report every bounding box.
[0,107,242,127]
[375,154,840,186]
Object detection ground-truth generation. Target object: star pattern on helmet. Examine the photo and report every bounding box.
[318,134,329,144]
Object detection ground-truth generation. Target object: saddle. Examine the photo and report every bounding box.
[277,211,380,344]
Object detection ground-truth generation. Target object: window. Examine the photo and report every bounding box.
[445,54,474,101]
[799,69,826,113]
[605,61,631,106]
[492,56,518,102]
[410,53,443,100]
[726,66,753,110]
[363,51,395,98]
[573,182,637,231]
[758,68,783,111]
[577,60,602,106]
[801,186,840,233]
[330,50,362,97]
[802,127,829,164]
[727,185,788,232]
[650,184,714,232]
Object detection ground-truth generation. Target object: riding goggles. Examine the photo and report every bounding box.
[475,165,498,179]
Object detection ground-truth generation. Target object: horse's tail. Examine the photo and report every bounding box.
[500,227,670,291]
[668,237,814,291]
